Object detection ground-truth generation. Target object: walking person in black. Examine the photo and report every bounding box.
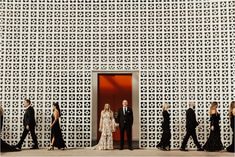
[15,99,38,150]
[48,102,66,150]
[180,102,203,151]
[117,100,133,150]
[226,101,235,152]
[157,103,171,151]
[203,102,223,151]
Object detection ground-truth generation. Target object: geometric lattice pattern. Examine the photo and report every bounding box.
[0,0,234,149]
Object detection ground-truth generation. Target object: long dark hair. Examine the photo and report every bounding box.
[229,101,235,118]
[53,102,61,117]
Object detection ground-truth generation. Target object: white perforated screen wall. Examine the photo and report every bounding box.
[0,0,234,148]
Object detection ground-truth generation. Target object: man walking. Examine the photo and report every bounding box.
[15,99,38,150]
[180,102,203,151]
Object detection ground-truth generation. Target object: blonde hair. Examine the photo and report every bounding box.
[229,101,235,118]
[209,101,218,115]
[189,101,195,108]
[102,103,111,112]
[102,103,113,118]
[162,103,169,111]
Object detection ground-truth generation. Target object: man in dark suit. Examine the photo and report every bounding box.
[15,99,38,150]
[117,100,133,150]
[180,102,203,151]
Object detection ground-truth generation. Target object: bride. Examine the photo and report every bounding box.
[95,103,117,150]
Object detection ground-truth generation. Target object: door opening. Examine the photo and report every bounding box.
[92,71,139,149]
[97,74,132,142]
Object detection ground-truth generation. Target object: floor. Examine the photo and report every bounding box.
[1,148,234,157]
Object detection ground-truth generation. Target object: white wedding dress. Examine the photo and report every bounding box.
[95,111,116,150]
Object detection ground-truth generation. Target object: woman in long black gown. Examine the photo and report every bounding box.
[48,102,66,150]
[203,102,223,151]
[157,103,171,151]
[226,101,235,152]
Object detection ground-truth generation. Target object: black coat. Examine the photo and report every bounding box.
[117,107,133,129]
[186,108,199,131]
[23,106,36,128]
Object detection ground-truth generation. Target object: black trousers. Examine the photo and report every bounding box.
[18,126,38,147]
[120,124,132,149]
[181,129,201,149]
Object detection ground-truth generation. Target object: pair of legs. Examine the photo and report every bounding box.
[157,129,171,150]
[48,132,66,150]
[17,126,38,149]
[181,129,202,150]
[48,136,55,150]
[120,125,132,149]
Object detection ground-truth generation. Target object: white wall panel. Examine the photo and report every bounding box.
[0,0,234,149]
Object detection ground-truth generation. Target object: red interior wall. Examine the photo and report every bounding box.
[98,74,132,141]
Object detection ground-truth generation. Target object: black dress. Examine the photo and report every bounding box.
[226,115,235,152]
[157,110,171,150]
[51,114,66,149]
[203,113,223,151]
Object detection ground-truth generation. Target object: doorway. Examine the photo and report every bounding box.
[92,71,139,148]
[97,74,132,141]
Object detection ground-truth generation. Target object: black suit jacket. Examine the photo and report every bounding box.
[117,107,133,129]
[186,108,199,131]
[23,106,36,128]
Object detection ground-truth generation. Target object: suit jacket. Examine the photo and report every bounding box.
[186,108,199,131]
[23,106,36,128]
[117,107,133,129]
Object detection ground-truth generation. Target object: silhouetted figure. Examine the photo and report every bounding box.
[157,103,171,151]
[15,99,38,150]
[203,102,223,151]
[226,101,235,152]
[48,102,66,150]
[180,102,203,151]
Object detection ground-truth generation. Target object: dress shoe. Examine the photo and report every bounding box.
[47,145,54,151]
[157,146,164,151]
[162,147,168,151]
[128,147,133,150]
[165,146,170,151]
[30,145,39,149]
[180,148,188,151]
[14,145,22,150]
[197,148,204,151]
